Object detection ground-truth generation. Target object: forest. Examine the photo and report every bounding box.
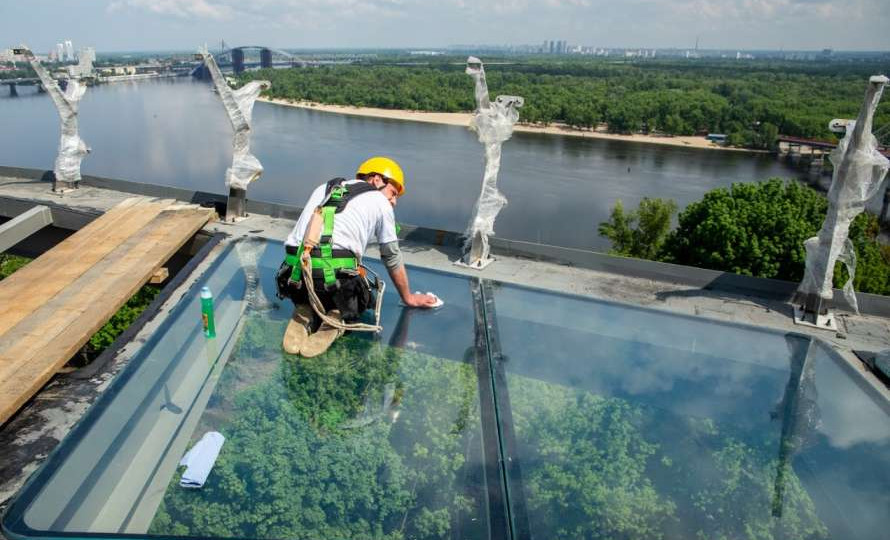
[599,179,890,296]
[243,56,890,149]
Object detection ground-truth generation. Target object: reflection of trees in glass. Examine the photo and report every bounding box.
[672,418,827,540]
[150,317,481,539]
[510,377,675,539]
[509,375,828,540]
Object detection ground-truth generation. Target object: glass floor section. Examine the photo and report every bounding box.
[3,239,889,540]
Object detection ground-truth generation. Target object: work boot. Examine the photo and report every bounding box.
[283,304,314,355]
[300,310,344,358]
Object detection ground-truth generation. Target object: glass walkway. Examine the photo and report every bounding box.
[3,239,888,540]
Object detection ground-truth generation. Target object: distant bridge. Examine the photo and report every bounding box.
[1,77,57,97]
[192,45,307,78]
[777,135,890,158]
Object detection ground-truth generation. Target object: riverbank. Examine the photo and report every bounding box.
[259,97,765,153]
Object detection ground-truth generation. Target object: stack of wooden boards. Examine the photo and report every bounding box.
[0,197,216,425]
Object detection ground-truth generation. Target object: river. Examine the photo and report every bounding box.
[0,77,801,250]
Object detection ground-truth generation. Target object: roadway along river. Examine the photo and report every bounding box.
[0,77,801,250]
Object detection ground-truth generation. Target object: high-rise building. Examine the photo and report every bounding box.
[68,47,95,78]
[548,41,554,54]
[56,43,65,62]
[64,40,74,62]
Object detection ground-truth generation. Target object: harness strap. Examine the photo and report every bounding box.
[321,206,335,244]
[286,244,357,285]
[287,177,380,287]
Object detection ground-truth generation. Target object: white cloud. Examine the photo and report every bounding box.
[91,0,890,49]
[108,0,235,20]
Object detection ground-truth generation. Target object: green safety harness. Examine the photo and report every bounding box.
[286,178,378,287]
[282,178,402,334]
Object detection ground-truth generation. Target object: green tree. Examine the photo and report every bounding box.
[663,179,827,279]
[598,198,678,259]
[0,254,30,279]
[661,179,890,295]
[0,254,160,361]
[242,57,890,148]
[760,121,780,150]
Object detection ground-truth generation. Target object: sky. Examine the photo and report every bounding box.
[2,0,889,53]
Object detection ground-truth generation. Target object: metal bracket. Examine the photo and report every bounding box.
[455,231,495,270]
[225,187,247,222]
[0,205,53,253]
[792,304,839,331]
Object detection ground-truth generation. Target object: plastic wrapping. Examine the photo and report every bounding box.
[234,237,273,311]
[25,50,90,187]
[200,50,270,191]
[796,75,889,314]
[772,336,821,516]
[463,57,523,265]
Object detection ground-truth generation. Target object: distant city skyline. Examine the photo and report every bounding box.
[2,0,888,53]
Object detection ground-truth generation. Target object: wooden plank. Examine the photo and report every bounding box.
[0,207,213,425]
[0,199,174,338]
[149,267,169,284]
[0,197,145,299]
[0,197,153,306]
[0,207,213,363]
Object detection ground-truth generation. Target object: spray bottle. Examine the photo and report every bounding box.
[200,286,216,338]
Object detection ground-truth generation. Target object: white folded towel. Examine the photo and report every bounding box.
[179,431,225,488]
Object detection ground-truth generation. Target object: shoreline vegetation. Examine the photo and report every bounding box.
[243,58,888,153]
[259,97,766,153]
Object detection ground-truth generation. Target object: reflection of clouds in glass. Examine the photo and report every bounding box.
[811,344,890,449]
[800,449,890,539]
[591,337,781,423]
[495,284,795,369]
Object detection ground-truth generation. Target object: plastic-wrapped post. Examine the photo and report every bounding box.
[197,47,270,221]
[234,237,272,312]
[794,75,889,325]
[459,56,524,269]
[18,46,90,192]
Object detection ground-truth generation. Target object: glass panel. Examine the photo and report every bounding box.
[792,342,890,540]
[488,282,890,540]
[4,241,492,540]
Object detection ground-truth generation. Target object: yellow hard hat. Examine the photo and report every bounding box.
[356,156,405,196]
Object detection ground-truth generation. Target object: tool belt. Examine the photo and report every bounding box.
[275,245,377,321]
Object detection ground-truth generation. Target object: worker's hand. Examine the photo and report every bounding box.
[404,293,438,308]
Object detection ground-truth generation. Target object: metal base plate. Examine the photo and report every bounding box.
[792,305,839,331]
[52,183,78,194]
[454,256,495,271]
[223,214,249,223]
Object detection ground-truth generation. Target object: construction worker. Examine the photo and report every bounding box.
[276,156,439,357]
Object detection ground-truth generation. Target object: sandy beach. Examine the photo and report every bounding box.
[260,97,763,153]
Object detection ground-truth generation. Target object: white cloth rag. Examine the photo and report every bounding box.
[179,431,225,488]
[417,291,444,308]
